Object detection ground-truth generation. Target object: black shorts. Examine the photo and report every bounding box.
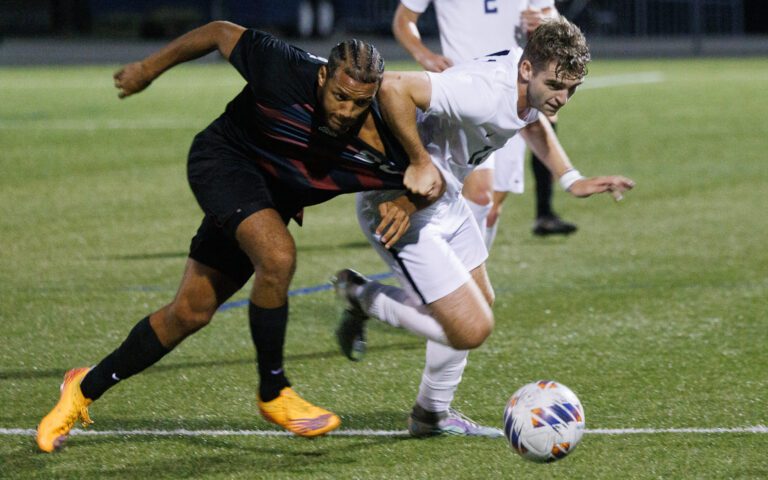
[187,126,303,236]
[186,126,300,285]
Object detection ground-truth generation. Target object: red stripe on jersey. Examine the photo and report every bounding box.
[262,131,307,148]
[354,173,385,189]
[257,103,311,133]
[256,158,279,178]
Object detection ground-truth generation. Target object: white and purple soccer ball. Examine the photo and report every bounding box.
[503,380,585,463]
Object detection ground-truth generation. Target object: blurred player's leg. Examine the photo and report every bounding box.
[463,160,495,243]
[531,121,577,236]
[331,269,372,361]
[333,269,450,352]
[489,135,526,249]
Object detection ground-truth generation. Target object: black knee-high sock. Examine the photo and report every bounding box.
[249,302,291,402]
[79,317,171,401]
[532,121,558,218]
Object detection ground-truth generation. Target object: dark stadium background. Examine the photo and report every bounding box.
[1,1,766,41]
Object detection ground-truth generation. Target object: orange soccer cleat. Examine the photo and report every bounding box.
[258,387,340,437]
[36,367,94,452]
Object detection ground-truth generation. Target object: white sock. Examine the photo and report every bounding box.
[416,340,469,413]
[466,199,493,241]
[485,218,500,251]
[360,282,450,345]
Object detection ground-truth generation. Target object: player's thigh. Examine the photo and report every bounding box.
[171,257,245,318]
[235,208,296,274]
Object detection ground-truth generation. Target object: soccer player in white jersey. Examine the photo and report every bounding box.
[393,0,575,245]
[333,18,634,436]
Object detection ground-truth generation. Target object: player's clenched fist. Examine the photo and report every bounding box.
[114,62,153,99]
[403,162,444,203]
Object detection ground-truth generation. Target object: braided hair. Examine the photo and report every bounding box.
[327,39,385,85]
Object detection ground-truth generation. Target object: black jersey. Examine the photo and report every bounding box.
[203,29,408,208]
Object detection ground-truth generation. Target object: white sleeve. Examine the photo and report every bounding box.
[530,0,556,10]
[425,70,496,125]
[400,0,431,14]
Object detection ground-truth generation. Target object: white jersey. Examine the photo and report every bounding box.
[356,50,540,303]
[421,48,539,199]
[401,0,555,62]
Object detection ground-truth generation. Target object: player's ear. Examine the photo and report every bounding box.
[318,65,328,88]
[519,59,533,82]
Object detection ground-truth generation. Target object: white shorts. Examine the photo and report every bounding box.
[356,191,488,304]
[492,134,526,194]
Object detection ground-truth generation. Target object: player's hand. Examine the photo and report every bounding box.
[568,176,636,201]
[114,62,153,99]
[415,51,454,73]
[521,7,548,34]
[403,161,444,202]
[376,198,415,249]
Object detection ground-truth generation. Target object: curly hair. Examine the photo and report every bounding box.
[522,17,590,79]
[327,39,385,85]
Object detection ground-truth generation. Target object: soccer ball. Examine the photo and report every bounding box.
[503,380,585,463]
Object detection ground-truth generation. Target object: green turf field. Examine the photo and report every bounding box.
[1,57,767,479]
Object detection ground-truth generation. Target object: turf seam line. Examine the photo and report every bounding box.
[217,272,393,312]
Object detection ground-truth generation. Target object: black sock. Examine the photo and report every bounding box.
[249,302,291,402]
[532,122,558,219]
[79,316,171,401]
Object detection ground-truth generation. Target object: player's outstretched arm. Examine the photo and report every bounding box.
[392,3,453,72]
[521,116,635,201]
[378,71,445,202]
[520,115,574,178]
[114,21,245,99]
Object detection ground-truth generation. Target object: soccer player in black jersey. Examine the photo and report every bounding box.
[36,21,442,452]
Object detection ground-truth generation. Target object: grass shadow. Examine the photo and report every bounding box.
[0,340,423,381]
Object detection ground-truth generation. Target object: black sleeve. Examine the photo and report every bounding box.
[229,29,316,93]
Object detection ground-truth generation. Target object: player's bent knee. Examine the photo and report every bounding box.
[168,301,215,333]
[464,189,493,206]
[447,315,494,350]
[260,250,296,276]
[254,251,296,286]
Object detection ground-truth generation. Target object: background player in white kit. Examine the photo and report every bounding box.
[333,18,634,436]
[393,0,576,244]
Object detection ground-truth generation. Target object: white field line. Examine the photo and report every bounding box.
[580,71,665,90]
[0,72,664,131]
[0,118,203,131]
[0,79,244,89]
[2,425,766,437]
